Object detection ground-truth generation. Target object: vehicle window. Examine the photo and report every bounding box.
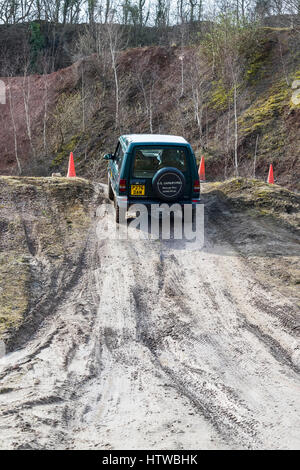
[115,143,124,170]
[133,147,187,178]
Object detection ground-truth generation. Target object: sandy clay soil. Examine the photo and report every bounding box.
[0,183,299,450]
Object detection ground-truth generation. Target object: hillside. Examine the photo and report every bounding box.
[0,26,299,190]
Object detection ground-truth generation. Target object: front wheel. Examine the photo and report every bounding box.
[114,198,120,224]
[108,176,114,201]
[114,198,120,223]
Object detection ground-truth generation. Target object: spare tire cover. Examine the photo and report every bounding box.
[152,167,185,202]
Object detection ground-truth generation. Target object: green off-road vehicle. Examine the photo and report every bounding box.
[104,134,200,223]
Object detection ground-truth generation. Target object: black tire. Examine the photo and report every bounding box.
[114,198,120,223]
[108,176,114,201]
[192,206,196,224]
[152,167,185,202]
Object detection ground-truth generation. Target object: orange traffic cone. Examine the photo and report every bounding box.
[199,156,205,181]
[267,164,274,184]
[67,152,76,178]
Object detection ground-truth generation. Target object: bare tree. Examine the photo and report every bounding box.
[104,22,125,130]
[81,61,86,132]
[135,62,159,133]
[253,134,259,177]
[22,62,36,158]
[188,0,197,23]
[7,83,22,174]
[204,14,252,176]
[155,0,170,26]
[40,55,51,156]
[233,79,238,176]
[187,53,210,145]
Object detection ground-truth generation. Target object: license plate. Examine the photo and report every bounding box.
[131,184,145,196]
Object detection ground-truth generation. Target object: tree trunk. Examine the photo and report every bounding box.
[8,85,22,175]
[233,83,238,177]
[253,135,259,178]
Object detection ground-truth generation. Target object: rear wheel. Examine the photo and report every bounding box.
[108,176,114,201]
[192,206,196,224]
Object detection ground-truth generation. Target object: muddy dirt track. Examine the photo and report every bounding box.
[0,186,299,450]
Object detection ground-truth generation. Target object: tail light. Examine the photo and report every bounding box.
[193,180,200,193]
[119,178,127,192]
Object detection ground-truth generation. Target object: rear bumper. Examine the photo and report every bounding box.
[116,196,201,209]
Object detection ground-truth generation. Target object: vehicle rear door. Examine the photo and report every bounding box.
[129,145,192,201]
[128,146,159,200]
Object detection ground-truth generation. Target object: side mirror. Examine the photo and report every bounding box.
[104,153,114,160]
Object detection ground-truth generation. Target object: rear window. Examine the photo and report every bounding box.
[133,147,187,178]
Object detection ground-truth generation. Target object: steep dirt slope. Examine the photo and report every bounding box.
[0,59,95,175]
[0,178,299,449]
[0,176,102,349]
[203,178,300,305]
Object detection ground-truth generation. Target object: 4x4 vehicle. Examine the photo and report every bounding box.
[104,134,200,223]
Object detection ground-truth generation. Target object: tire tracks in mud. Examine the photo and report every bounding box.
[243,321,299,373]
[204,194,300,329]
[5,225,98,353]
[129,244,260,449]
[0,224,102,449]
[0,191,299,449]
[125,198,299,449]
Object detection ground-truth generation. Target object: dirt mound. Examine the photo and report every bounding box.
[203,178,300,303]
[206,178,300,232]
[0,176,101,349]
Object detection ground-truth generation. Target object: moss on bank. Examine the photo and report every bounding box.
[51,135,82,168]
[239,82,289,137]
[209,80,234,111]
[0,252,30,336]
